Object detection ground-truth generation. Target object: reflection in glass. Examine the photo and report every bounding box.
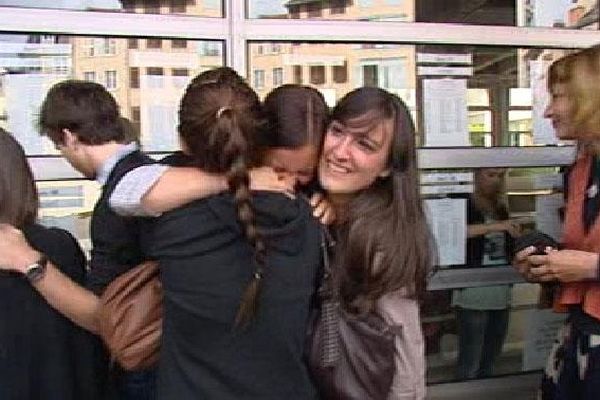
[0,0,223,17]
[467,88,489,107]
[424,166,563,383]
[248,42,416,120]
[509,110,533,146]
[249,0,598,30]
[0,34,223,154]
[36,180,100,253]
[451,168,515,379]
[248,42,580,147]
[468,110,492,147]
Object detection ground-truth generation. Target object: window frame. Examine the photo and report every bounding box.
[104,70,117,90]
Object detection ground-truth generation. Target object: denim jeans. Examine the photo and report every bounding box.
[116,368,157,400]
[455,307,509,380]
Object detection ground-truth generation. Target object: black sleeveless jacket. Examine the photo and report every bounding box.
[87,150,154,294]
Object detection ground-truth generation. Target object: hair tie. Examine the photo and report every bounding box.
[216,106,232,119]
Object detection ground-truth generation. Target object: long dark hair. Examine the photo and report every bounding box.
[331,87,433,313]
[0,129,39,228]
[178,77,266,327]
[261,84,328,149]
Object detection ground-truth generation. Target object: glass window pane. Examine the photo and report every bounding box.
[250,0,414,21]
[424,284,567,383]
[467,88,489,107]
[37,179,101,253]
[248,42,578,148]
[423,166,566,383]
[468,111,492,147]
[510,88,532,107]
[422,166,562,269]
[249,0,598,29]
[0,33,223,154]
[0,0,223,17]
[509,110,533,146]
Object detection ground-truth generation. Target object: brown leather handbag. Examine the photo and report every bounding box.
[97,260,162,371]
[306,231,397,400]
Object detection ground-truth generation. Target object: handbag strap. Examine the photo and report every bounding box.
[318,227,336,296]
[318,227,341,367]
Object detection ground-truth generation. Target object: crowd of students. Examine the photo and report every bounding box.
[0,44,599,400]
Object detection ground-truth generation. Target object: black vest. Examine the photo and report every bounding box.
[87,150,154,294]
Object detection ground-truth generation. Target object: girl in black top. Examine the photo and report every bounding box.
[0,130,102,400]
[143,74,322,399]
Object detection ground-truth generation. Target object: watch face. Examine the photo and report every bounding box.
[25,262,46,283]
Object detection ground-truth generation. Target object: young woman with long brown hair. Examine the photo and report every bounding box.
[140,77,322,399]
[313,86,433,399]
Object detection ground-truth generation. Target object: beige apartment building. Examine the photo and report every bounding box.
[72,0,222,150]
[251,0,417,109]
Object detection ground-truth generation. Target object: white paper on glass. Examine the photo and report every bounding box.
[423,79,470,147]
[535,193,564,241]
[416,53,472,65]
[420,184,474,195]
[417,66,473,76]
[139,75,181,151]
[530,60,557,145]
[424,198,466,266]
[5,74,63,154]
[522,309,566,371]
[421,172,474,184]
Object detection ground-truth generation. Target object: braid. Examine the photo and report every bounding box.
[178,77,267,328]
[223,117,267,328]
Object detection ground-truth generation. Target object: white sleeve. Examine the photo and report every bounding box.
[109,164,169,217]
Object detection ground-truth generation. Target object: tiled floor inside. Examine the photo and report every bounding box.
[427,372,541,400]
[426,345,541,399]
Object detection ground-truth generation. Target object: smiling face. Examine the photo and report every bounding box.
[544,83,575,140]
[318,115,393,196]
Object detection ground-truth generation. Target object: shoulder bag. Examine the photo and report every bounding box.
[97,260,162,371]
[307,231,397,400]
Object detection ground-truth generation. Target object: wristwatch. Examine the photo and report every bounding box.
[24,254,49,283]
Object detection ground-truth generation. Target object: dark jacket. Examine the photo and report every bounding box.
[85,149,155,398]
[145,192,321,400]
[0,224,102,400]
[87,150,154,295]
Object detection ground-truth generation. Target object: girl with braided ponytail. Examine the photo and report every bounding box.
[139,77,322,399]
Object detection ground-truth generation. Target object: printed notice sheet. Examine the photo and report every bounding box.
[531,60,557,145]
[424,198,466,266]
[423,79,469,147]
[416,53,472,65]
[5,74,59,154]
